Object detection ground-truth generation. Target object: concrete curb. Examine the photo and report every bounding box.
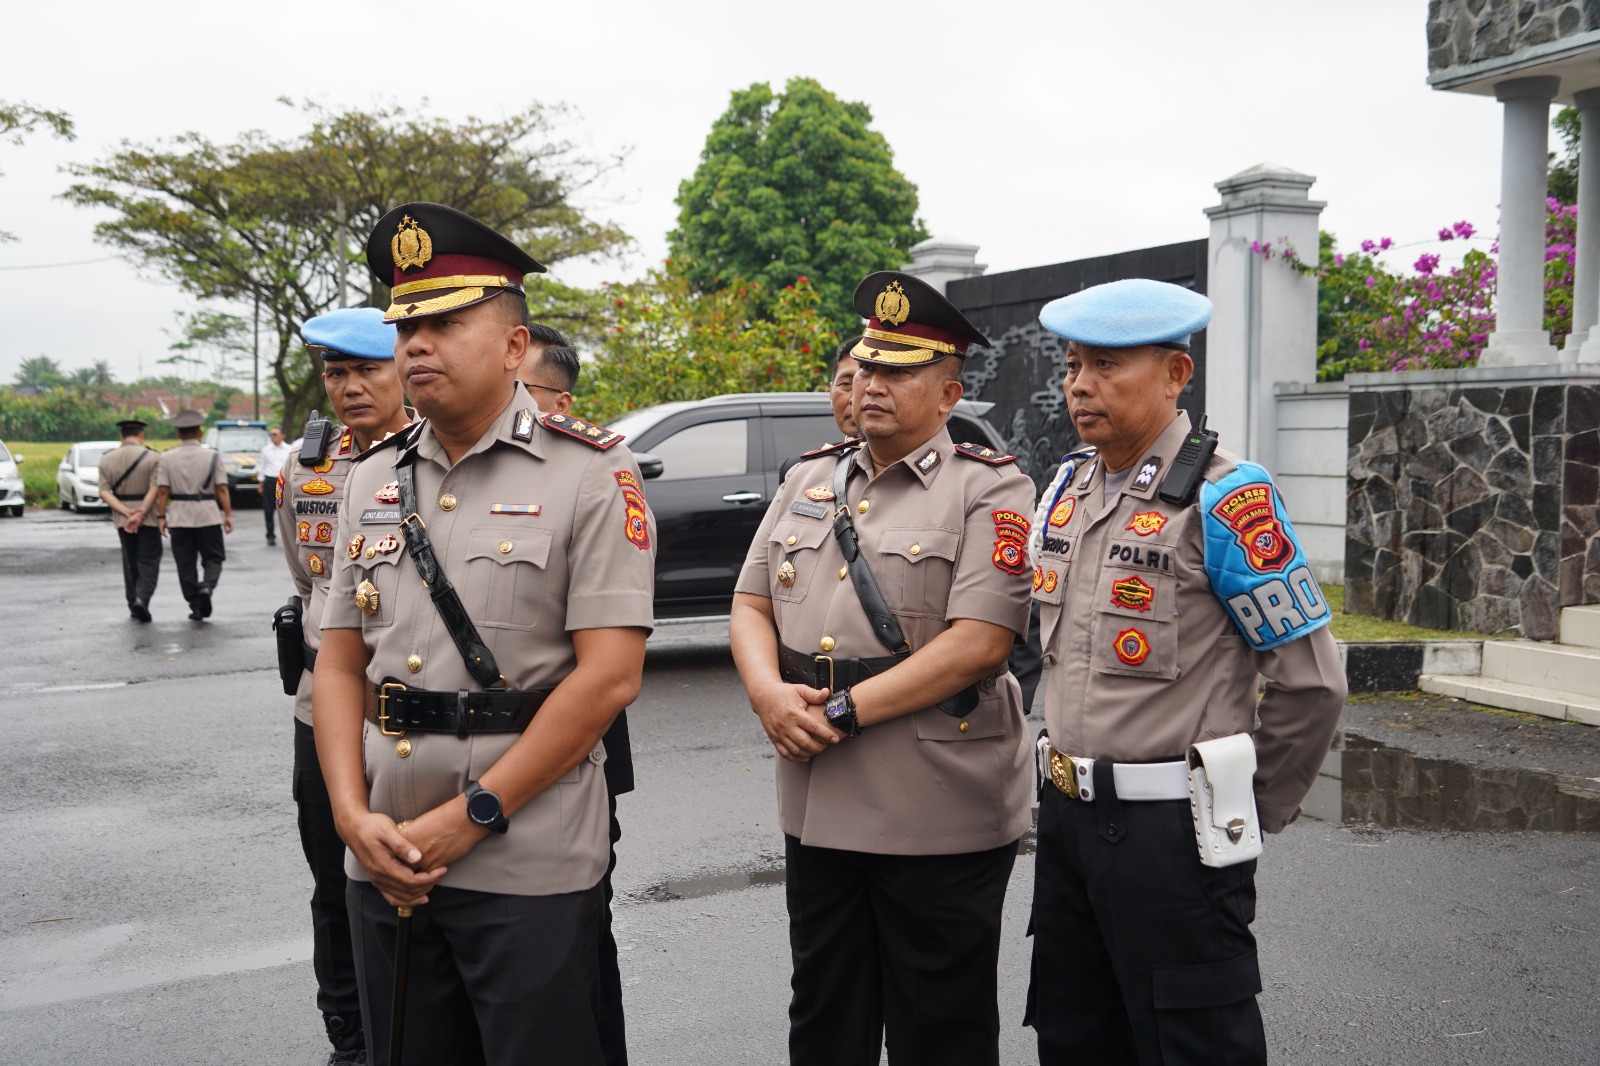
[1337,640,1483,693]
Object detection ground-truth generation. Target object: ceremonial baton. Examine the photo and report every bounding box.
[389,904,413,1066]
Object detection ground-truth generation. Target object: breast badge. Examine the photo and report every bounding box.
[804,485,835,502]
[1211,484,1292,572]
[1033,565,1044,591]
[1114,627,1151,666]
[312,456,334,474]
[373,534,400,555]
[990,510,1031,575]
[347,534,365,560]
[307,553,325,576]
[374,482,400,504]
[1049,497,1075,528]
[314,521,333,543]
[301,477,335,495]
[297,521,311,543]
[1125,511,1168,537]
[778,560,797,588]
[1043,570,1059,594]
[355,580,380,616]
[1110,575,1154,612]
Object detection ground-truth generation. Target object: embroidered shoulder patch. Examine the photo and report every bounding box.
[542,413,624,450]
[991,510,1031,574]
[616,475,651,550]
[955,442,1017,465]
[1200,462,1331,651]
[274,471,285,509]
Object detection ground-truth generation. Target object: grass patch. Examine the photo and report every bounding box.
[1326,584,1499,642]
[6,439,181,508]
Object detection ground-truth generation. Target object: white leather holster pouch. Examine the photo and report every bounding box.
[1186,733,1263,868]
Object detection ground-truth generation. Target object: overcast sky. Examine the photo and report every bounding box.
[2,0,1534,388]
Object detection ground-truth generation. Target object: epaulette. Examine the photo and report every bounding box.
[353,421,424,462]
[542,412,625,450]
[799,437,861,459]
[954,441,1017,465]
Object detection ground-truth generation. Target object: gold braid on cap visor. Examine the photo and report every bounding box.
[382,274,523,322]
[851,327,959,365]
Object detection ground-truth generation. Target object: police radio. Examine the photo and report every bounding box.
[298,409,334,467]
[1158,415,1218,507]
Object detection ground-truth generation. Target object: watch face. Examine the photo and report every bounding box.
[825,696,849,722]
[466,788,501,825]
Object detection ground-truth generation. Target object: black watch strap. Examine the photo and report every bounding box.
[463,779,509,834]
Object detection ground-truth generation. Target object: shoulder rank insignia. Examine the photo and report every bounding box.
[799,438,861,460]
[955,442,1017,465]
[353,421,423,463]
[541,412,624,450]
[513,408,535,443]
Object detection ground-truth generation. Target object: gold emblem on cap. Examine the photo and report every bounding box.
[875,280,911,327]
[391,215,434,273]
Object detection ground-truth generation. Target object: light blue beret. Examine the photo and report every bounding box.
[1039,278,1213,348]
[301,307,396,360]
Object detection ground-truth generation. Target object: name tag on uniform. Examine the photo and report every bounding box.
[790,500,829,519]
[361,507,402,524]
[295,499,339,516]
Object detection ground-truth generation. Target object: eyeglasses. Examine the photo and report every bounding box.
[524,383,570,397]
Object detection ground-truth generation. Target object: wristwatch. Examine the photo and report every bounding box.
[824,690,861,738]
[463,780,509,834]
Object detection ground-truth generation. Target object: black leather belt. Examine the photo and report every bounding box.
[114,493,147,502]
[778,643,904,691]
[303,642,318,672]
[368,681,549,736]
[168,492,215,501]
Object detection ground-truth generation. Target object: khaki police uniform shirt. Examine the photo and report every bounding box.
[322,383,657,896]
[1034,412,1345,833]
[734,427,1036,856]
[279,427,361,726]
[96,441,158,505]
[155,441,225,528]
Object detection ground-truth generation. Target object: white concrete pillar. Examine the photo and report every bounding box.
[1483,76,1561,368]
[1202,164,1324,473]
[902,237,986,294]
[1564,88,1600,358]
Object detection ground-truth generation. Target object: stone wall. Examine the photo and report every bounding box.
[1345,368,1600,639]
[1427,0,1600,75]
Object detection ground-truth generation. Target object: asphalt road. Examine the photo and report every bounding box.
[1,508,1596,1065]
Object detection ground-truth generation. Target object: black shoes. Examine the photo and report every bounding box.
[129,600,151,623]
[324,1014,366,1065]
[196,589,213,619]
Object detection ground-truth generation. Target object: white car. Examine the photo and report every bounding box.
[57,440,120,512]
[0,440,24,517]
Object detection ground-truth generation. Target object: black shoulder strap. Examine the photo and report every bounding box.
[394,454,504,689]
[830,451,911,657]
[201,449,218,492]
[109,448,151,494]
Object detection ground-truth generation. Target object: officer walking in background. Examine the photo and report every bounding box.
[514,324,634,1066]
[96,418,162,623]
[154,410,232,621]
[259,426,293,546]
[730,271,1037,1066]
[1024,279,1345,1065]
[315,203,656,1065]
[277,306,411,1065]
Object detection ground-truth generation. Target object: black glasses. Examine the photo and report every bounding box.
[524,383,570,396]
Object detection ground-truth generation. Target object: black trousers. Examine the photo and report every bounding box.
[116,525,161,607]
[262,485,277,541]
[349,880,605,1066]
[1028,783,1266,1066]
[598,794,627,1066]
[293,720,362,1027]
[785,835,1018,1066]
[168,525,225,607]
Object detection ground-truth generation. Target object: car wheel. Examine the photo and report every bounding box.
[60,492,72,511]
[6,505,20,518]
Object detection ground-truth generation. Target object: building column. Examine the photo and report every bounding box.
[1566,89,1600,359]
[1483,76,1561,368]
[902,237,987,294]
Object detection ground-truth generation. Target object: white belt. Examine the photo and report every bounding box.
[1039,738,1189,802]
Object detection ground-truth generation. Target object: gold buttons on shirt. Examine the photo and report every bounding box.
[406,655,422,673]
[439,493,458,511]
[839,567,849,580]
[857,500,870,514]
[958,721,970,733]
[786,535,797,546]
[909,544,921,556]
[499,541,513,554]
[820,636,836,652]
[395,738,413,758]
[364,547,376,560]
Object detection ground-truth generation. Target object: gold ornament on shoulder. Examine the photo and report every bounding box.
[391,215,434,273]
[874,281,910,327]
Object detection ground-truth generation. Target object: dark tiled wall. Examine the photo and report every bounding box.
[1345,383,1600,639]
[1427,0,1599,76]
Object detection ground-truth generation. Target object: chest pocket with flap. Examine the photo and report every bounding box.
[878,526,960,619]
[337,542,405,630]
[463,525,553,630]
[768,518,831,603]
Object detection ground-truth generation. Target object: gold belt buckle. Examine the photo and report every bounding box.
[813,655,835,693]
[378,681,408,737]
[1048,749,1081,799]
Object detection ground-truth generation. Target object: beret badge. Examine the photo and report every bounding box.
[391,215,434,273]
[874,280,911,327]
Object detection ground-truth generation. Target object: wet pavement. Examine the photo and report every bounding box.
[1,509,1597,1064]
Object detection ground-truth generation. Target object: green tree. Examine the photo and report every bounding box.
[14,355,67,390]
[669,78,928,332]
[578,265,835,423]
[63,100,629,429]
[1549,106,1581,205]
[1,100,75,242]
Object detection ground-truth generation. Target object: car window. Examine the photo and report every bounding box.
[770,415,842,467]
[650,419,748,481]
[216,427,269,452]
[0,442,10,462]
[64,447,77,466]
[80,445,114,467]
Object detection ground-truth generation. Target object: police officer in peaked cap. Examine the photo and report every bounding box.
[1024,278,1345,1065]
[314,202,655,1066]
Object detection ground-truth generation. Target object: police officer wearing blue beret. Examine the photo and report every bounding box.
[1024,279,1345,1065]
[278,306,412,1064]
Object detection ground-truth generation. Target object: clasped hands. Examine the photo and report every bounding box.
[749,680,842,763]
[342,796,489,908]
